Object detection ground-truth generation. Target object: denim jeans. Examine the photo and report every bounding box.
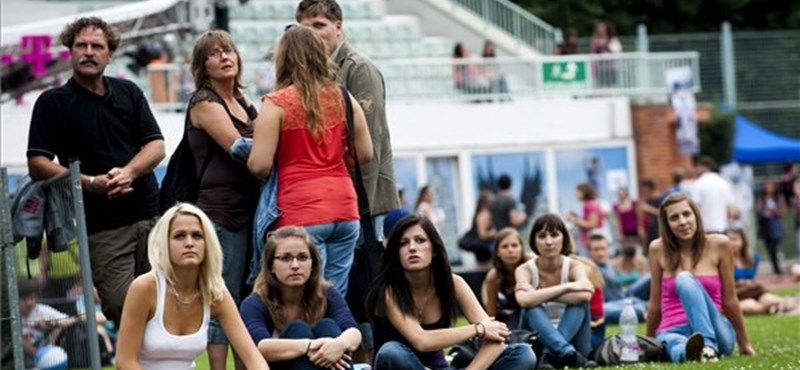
[520,304,591,357]
[305,220,360,296]
[625,273,651,301]
[656,272,735,362]
[270,319,344,370]
[208,223,251,344]
[603,297,647,324]
[374,341,536,370]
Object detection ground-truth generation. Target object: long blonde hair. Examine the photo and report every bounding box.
[273,26,339,140]
[148,203,225,305]
[253,226,328,332]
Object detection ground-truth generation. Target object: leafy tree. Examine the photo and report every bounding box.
[512,0,800,36]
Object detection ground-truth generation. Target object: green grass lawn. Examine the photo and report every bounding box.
[105,286,800,369]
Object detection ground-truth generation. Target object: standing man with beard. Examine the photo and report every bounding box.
[295,0,400,363]
[26,17,165,327]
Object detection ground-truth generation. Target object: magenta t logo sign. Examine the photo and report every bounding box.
[20,35,54,76]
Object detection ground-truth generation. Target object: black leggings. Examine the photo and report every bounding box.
[763,237,784,274]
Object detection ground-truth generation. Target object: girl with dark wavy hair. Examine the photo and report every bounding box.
[366,214,536,370]
[646,193,754,363]
[240,226,361,370]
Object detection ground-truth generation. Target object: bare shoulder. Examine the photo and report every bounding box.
[451,273,468,288]
[129,272,157,294]
[706,234,732,254]
[649,239,664,255]
[485,268,498,282]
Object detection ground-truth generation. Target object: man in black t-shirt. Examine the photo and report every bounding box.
[26,17,165,326]
[489,174,526,231]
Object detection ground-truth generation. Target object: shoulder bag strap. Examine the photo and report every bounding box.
[340,85,378,242]
[186,91,215,182]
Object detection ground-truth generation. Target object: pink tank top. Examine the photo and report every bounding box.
[657,275,722,333]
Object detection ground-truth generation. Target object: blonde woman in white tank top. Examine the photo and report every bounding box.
[115,203,269,370]
[514,214,597,369]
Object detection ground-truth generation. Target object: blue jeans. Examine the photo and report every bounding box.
[520,304,591,357]
[625,274,651,301]
[305,220,360,296]
[374,341,536,370]
[603,297,647,324]
[590,322,606,350]
[208,223,251,344]
[656,272,735,362]
[271,319,345,370]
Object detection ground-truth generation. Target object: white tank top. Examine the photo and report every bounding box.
[526,256,571,327]
[139,272,210,369]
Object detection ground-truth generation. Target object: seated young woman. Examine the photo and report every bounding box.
[726,227,798,315]
[482,227,533,328]
[240,226,361,370]
[115,203,267,370]
[515,214,597,369]
[367,214,536,370]
[646,193,755,363]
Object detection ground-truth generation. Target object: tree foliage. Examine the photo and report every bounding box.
[512,0,800,36]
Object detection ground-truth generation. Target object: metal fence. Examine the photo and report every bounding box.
[144,50,700,108]
[1,163,102,370]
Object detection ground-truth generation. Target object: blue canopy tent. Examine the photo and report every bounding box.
[733,115,800,163]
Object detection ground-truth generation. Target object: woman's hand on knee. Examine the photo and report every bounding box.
[479,317,510,342]
[309,337,349,368]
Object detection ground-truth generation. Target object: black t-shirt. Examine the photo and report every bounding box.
[27,77,163,234]
[489,194,517,230]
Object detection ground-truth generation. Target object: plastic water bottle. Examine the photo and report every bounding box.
[619,298,641,363]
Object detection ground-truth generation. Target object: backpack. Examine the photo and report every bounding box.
[10,175,46,259]
[590,333,668,365]
[158,126,213,212]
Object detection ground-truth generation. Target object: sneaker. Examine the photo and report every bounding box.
[537,352,557,369]
[685,332,704,362]
[701,346,719,363]
[559,350,598,368]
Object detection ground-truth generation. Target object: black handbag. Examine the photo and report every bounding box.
[340,86,384,323]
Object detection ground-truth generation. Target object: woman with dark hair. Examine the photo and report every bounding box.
[726,227,796,315]
[566,182,604,254]
[646,193,754,363]
[366,215,536,370]
[239,226,361,370]
[515,214,597,369]
[248,26,372,296]
[482,228,532,327]
[755,180,786,275]
[459,190,496,264]
[414,185,445,227]
[186,30,261,369]
[452,42,486,95]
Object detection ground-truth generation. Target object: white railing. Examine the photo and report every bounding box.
[445,0,559,53]
[142,51,700,109]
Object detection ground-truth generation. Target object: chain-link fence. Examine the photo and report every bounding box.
[1,163,103,370]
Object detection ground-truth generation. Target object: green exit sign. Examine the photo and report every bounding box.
[542,60,588,85]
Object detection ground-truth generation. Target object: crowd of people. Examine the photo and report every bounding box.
[11,0,800,368]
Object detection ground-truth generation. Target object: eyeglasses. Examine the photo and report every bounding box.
[275,254,311,264]
[207,47,235,60]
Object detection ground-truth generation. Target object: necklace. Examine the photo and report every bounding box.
[169,283,199,310]
[415,288,435,321]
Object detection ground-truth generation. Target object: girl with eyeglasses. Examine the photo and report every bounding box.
[240,226,361,370]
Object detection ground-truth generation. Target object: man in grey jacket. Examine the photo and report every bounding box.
[297,0,400,240]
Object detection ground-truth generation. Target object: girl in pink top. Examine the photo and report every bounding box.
[566,182,604,253]
[646,193,754,363]
[249,26,373,296]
